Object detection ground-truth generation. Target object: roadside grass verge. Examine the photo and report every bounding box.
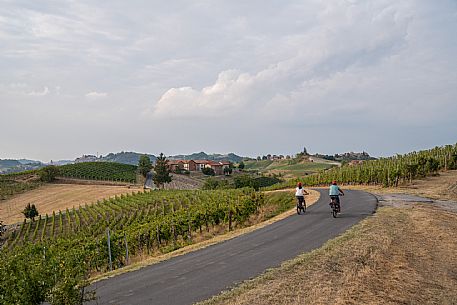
[197,205,457,305]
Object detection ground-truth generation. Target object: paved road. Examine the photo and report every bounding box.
[89,189,377,305]
[143,172,155,189]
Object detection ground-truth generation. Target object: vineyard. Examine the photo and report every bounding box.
[57,162,137,183]
[2,188,293,272]
[0,172,41,200]
[266,143,457,190]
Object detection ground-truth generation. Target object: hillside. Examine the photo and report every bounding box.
[101,152,157,165]
[0,159,43,174]
[58,162,137,183]
[75,151,245,166]
[169,152,245,163]
[244,157,335,178]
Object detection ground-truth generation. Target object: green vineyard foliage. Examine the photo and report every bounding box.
[265,143,457,190]
[58,162,137,183]
[1,188,288,275]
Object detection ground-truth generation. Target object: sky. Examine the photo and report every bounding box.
[1,0,456,162]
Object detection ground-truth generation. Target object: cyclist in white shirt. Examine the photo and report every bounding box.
[295,182,309,208]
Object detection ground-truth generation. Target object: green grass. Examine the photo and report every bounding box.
[244,160,273,170]
[244,159,333,177]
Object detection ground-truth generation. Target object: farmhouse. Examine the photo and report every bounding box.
[168,159,230,175]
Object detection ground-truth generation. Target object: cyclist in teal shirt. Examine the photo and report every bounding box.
[329,180,344,211]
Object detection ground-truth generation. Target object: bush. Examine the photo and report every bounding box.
[23,203,39,221]
[234,175,260,191]
[39,165,59,182]
[255,176,282,188]
[202,178,233,190]
[202,167,215,176]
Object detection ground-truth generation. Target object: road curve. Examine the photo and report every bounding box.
[89,189,377,305]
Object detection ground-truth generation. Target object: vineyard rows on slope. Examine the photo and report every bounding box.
[2,188,294,273]
[266,143,457,189]
[58,162,138,183]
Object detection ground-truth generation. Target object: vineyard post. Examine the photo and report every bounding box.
[187,210,192,242]
[156,223,160,247]
[124,232,129,265]
[171,218,177,246]
[228,207,233,231]
[107,228,113,271]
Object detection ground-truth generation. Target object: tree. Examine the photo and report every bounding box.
[138,155,153,177]
[238,161,245,171]
[153,153,172,189]
[223,166,232,175]
[303,146,308,155]
[23,203,39,221]
[39,165,59,182]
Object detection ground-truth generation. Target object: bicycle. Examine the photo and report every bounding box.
[329,195,342,218]
[296,197,306,214]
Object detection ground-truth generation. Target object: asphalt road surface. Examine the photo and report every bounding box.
[89,189,377,305]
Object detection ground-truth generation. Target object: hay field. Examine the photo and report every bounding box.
[0,184,142,225]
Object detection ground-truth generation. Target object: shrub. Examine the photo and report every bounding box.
[255,176,282,188]
[39,165,59,182]
[202,178,233,190]
[23,203,39,221]
[202,167,215,176]
[234,175,260,191]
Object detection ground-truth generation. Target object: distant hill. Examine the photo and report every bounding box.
[169,152,244,163]
[97,151,244,165]
[0,159,21,168]
[101,152,157,165]
[0,159,44,174]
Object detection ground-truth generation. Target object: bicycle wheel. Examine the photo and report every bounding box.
[332,208,337,218]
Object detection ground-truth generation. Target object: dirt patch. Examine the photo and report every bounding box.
[0,184,143,225]
[198,205,457,305]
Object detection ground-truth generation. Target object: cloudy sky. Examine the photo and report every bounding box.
[1,0,456,162]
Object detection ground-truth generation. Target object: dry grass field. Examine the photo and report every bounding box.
[0,184,142,225]
[344,170,457,201]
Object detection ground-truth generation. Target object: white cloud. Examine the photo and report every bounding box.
[28,86,49,96]
[152,0,414,120]
[85,91,108,99]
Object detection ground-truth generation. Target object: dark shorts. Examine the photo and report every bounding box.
[296,196,305,204]
[330,195,340,204]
